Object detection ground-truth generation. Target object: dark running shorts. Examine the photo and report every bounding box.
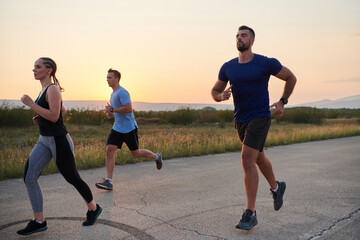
[235,117,271,152]
[107,128,139,151]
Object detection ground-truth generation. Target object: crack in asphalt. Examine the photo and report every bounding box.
[118,192,231,240]
[306,207,360,240]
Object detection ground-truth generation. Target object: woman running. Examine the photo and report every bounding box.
[17,57,102,236]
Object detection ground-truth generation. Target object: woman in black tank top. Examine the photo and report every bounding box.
[17,58,102,236]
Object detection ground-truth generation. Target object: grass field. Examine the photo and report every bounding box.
[1,119,360,180]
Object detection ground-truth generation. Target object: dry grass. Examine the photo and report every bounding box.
[1,120,359,180]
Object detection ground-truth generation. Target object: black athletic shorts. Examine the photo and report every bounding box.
[107,128,139,151]
[235,117,271,152]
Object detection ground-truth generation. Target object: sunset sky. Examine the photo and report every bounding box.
[0,0,359,106]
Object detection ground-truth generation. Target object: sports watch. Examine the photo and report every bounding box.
[280,97,288,105]
[110,107,114,112]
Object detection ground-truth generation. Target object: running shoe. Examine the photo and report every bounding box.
[155,152,162,170]
[17,219,47,236]
[83,204,102,226]
[236,209,258,230]
[271,181,286,211]
[95,179,113,190]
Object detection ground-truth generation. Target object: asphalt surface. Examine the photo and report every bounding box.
[0,136,359,240]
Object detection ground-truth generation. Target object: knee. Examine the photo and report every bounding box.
[242,159,255,171]
[24,168,37,185]
[62,173,80,185]
[131,150,140,158]
[256,153,268,166]
[241,154,256,171]
[24,175,37,185]
[256,156,263,166]
[106,146,117,158]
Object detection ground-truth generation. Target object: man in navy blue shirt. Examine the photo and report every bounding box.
[211,25,296,230]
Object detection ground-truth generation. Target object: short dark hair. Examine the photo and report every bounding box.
[108,68,121,80]
[238,25,255,39]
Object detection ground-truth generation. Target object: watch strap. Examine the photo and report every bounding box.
[280,97,288,104]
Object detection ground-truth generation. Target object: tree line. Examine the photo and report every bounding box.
[1,103,360,128]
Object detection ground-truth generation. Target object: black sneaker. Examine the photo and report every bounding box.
[271,181,286,211]
[155,152,162,170]
[17,219,47,236]
[236,209,258,230]
[83,204,102,226]
[95,179,113,190]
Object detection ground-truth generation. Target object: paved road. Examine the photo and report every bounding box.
[0,136,359,240]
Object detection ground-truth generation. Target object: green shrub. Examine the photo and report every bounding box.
[134,110,159,119]
[274,107,325,124]
[64,109,109,125]
[161,107,197,125]
[322,108,360,118]
[217,110,234,123]
[3,103,360,128]
[326,111,340,119]
[0,104,34,128]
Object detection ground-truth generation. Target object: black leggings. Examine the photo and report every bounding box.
[24,134,93,213]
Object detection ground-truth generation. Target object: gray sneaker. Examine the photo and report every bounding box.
[155,152,162,170]
[95,179,113,190]
[236,209,258,230]
[271,181,286,211]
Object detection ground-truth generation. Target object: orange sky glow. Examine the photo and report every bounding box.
[0,0,359,106]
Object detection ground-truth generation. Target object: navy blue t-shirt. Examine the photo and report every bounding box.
[218,54,282,123]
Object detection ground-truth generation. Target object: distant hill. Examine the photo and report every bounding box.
[132,102,234,111]
[60,101,235,111]
[2,94,359,110]
[294,94,360,109]
[0,99,234,111]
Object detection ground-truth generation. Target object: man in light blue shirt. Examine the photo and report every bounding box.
[96,69,162,191]
[110,85,138,133]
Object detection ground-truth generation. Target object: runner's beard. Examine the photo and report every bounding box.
[237,42,250,52]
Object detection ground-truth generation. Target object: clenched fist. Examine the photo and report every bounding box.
[21,94,34,107]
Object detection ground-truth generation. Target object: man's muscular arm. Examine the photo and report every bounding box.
[211,80,233,102]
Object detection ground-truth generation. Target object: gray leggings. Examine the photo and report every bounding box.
[24,134,93,213]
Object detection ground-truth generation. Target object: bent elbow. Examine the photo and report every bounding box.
[211,90,222,102]
[50,117,59,123]
[212,96,222,102]
[126,107,133,113]
[49,114,60,123]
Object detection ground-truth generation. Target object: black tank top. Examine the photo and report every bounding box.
[34,84,68,136]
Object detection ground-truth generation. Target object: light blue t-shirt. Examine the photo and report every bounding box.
[110,86,138,133]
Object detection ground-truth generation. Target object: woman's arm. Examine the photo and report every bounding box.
[21,85,62,123]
